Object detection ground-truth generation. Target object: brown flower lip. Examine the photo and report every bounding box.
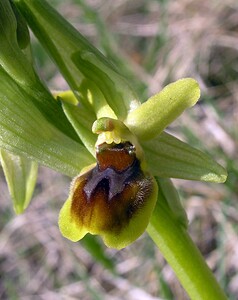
[70,141,154,232]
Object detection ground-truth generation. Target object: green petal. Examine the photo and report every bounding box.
[56,90,78,106]
[14,0,139,120]
[61,101,97,157]
[126,78,200,140]
[0,149,38,214]
[142,131,227,183]
[0,67,94,178]
[79,80,117,119]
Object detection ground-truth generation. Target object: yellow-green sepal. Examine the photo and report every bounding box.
[0,149,38,214]
[126,78,200,140]
[142,131,227,183]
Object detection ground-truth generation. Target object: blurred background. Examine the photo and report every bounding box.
[0,0,238,299]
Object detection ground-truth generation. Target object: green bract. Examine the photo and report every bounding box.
[0,150,38,214]
[0,0,227,250]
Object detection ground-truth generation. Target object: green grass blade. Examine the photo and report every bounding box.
[81,235,115,272]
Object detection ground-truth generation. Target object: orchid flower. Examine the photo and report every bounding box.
[0,0,226,247]
[0,1,228,299]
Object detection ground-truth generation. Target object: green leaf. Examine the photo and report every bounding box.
[0,0,35,84]
[71,51,139,119]
[142,131,227,183]
[0,67,94,178]
[126,78,200,140]
[14,0,139,120]
[0,1,79,141]
[9,0,30,50]
[0,149,38,214]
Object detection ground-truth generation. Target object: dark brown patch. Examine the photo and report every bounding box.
[70,142,153,233]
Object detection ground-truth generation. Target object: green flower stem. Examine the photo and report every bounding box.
[147,181,228,300]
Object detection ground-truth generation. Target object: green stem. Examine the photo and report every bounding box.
[147,185,228,300]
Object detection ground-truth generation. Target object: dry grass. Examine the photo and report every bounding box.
[0,0,238,299]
